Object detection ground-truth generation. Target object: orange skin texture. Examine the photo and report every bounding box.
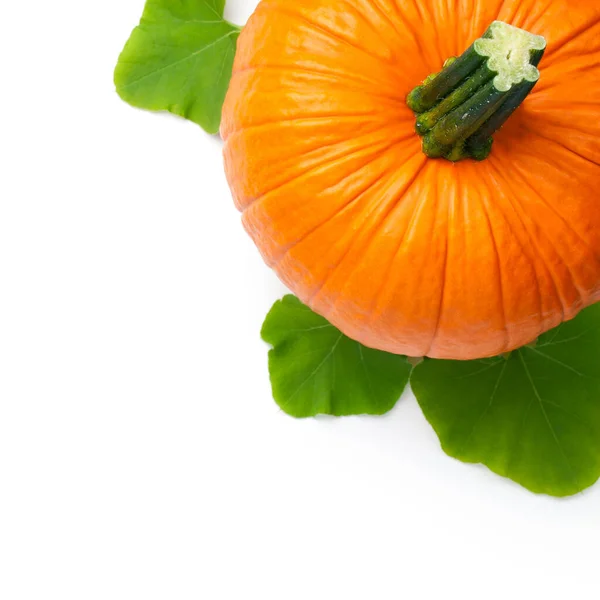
[221,0,600,360]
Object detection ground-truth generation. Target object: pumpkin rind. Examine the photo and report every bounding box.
[221,0,600,360]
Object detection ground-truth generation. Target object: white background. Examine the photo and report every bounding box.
[1,1,599,598]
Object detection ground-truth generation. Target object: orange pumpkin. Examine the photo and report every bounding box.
[221,0,600,360]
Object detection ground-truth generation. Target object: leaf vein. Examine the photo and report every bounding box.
[119,30,237,90]
[518,351,582,492]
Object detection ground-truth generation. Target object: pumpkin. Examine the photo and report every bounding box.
[221,0,600,360]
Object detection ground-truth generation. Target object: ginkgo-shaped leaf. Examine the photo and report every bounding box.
[114,0,240,133]
[262,296,412,418]
[411,303,600,497]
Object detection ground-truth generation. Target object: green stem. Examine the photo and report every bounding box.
[407,21,546,162]
[415,63,495,135]
[466,50,544,159]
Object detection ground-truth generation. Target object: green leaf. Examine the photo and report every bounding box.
[411,304,600,497]
[114,0,241,133]
[261,296,412,418]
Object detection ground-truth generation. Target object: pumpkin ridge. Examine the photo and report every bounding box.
[524,108,600,142]
[510,195,591,308]
[417,0,449,69]
[476,168,548,353]
[338,0,402,53]
[520,0,554,34]
[365,0,407,41]
[261,3,396,66]
[451,2,461,61]
[464,1,505,45]
[468,1,484,44]
[543,13,600,63]
[380,172,450,357]
[365,159,431,323]
[497,0,522,30]
[506,149,600,270]
[487,158,581,320]
[307,154,428,310]
[243,117,398,184]
[539,48,600,81]
[242,137,417,270]
[222,112,391,141]
[229,67,406,104]
[386,1,426,64]
[499,156,583,312]
[424,166,451,357]
[528,89,599,105]
[509,128,600,199]
[520,124,600,170]
[270,142,409,270]
[239,132,410,215]
[411,0,434,31]
[534,61,599,96]
[477,187,511,353]
[231,63,396,94]
[226,119,417,209]
[483,160,548,326]
[313,154,427,318]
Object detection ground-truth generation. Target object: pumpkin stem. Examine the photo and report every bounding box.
[407,21,546,162]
